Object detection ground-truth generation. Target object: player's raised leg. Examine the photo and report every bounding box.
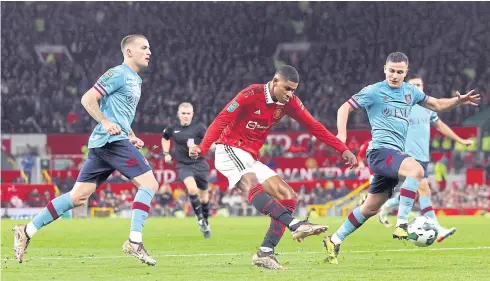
[233,171,326,270]
[394,157,425,239]
[252,175,299,270]
[324,175,395,264]
[417,178,456,242]
[13,182,95,263]
[12,149,114,263]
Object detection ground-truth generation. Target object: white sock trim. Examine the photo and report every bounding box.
[25,222,38,238]
[396,219,408,226]
[129,231,142,243]
[260,247,273,253]
[289,219,300,227]
[331,233,342,245]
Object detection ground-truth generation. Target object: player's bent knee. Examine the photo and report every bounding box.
[412,166,424,180]
[401,159,425,180]
[360,204,379,218]
[70,182,96,206]
[132,171,159,192]
[69,192,90,207]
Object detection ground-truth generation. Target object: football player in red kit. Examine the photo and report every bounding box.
[189,65,357,270]
[357,139,374,179]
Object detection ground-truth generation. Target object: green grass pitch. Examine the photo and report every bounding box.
[2,216,490,281]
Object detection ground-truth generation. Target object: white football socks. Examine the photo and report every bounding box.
[129,231,142,243]
[25,222,38,238]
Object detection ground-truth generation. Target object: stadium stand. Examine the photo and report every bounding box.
[2,2,490,134]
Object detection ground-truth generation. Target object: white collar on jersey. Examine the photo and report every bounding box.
[264,82,284,105]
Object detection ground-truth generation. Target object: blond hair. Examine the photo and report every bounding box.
[120,34,148,55]
[178,102,193,111]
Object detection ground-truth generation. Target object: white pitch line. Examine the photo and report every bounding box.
[2,246,489,262]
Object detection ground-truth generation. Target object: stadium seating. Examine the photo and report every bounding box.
[2,2,490,134]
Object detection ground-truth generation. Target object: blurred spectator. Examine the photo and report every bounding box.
[2,2,489,134]
[21,152,35,183]
[27,188,41,207]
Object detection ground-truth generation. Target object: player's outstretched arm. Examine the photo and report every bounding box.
[424,90,480,112]
[81,88,121,135]
[286,97,357,168]
[433,119,474,146]
[337,102,354,143]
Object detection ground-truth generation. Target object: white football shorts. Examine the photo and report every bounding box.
[214,144,277,189]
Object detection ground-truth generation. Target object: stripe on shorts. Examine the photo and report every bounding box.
[224,145,246,171]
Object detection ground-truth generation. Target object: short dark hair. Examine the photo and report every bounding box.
[275,65,299,83]
[121,34,148,54]
[386,52,409,65]
[406,74,422,82]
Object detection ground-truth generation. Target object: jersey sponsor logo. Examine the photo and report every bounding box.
[254,110,261,115]
[382,107,410,120]
[246,121,269,130]
[409,117,431,125]
[273,108,283,119]
[227,100,239,112]
[405,94,412,104]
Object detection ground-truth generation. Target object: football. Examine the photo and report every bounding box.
[407,216,439,247]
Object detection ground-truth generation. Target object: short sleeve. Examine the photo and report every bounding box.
[347,85,375,110]
[93,67,125,97]
[430,111,439,123]
[162,126,173,140]
[411,84,429,105]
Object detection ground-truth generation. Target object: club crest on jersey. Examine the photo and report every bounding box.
[404,94,412,104]
[227,100,239,112]
[273,108,283,119]
[382,108,391,117]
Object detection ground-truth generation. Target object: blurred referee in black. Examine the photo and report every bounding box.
[162,102,213,238]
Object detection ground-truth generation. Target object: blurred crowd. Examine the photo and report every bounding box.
[431,181,490,210]
[9,180,489,217]
[2,2,490,134]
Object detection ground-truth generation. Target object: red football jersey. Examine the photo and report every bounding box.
[198,83,348,159]
[357,139,372,161]
[357,139,374,174]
